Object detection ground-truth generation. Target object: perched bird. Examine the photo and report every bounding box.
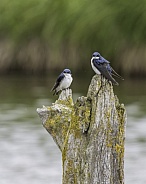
[91,51,124,85]
[51,69,73,95]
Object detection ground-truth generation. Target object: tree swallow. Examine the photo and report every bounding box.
[91,51,124,85]
[51,69,73,95]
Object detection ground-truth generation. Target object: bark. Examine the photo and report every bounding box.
[37,75,127,184]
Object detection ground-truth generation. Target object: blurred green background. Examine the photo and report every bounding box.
[0,0,146,76]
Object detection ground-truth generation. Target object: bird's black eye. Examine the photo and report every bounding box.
[93,54,99,58]
[64,70,70,74]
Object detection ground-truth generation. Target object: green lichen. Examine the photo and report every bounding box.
[105,109,113,148]
[116,103,126,154]
[43,98,73,151]
[55,96,74,107]
[114,102,126,183]
[61,96,93,183]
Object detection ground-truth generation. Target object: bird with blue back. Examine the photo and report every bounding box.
[51,69,73,95]
[91,52,124,85]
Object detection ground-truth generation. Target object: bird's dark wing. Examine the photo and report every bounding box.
[110,67,124,80]
[93,60,119,85]
[51,73,64,91]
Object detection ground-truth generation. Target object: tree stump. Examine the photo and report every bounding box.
[37,75,126,184]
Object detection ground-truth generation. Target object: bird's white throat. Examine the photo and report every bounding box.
[91,57,101,75]
[91,56,99,60]
[64,73,72,80]
[61,73,73,88]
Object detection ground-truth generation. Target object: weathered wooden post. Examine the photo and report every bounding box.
[37,75,126,184]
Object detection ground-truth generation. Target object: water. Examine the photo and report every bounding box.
[0,74,146,184]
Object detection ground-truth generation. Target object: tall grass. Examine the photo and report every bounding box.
[0,0,146,75]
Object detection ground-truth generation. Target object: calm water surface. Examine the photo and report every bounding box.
[0,74,146,184]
